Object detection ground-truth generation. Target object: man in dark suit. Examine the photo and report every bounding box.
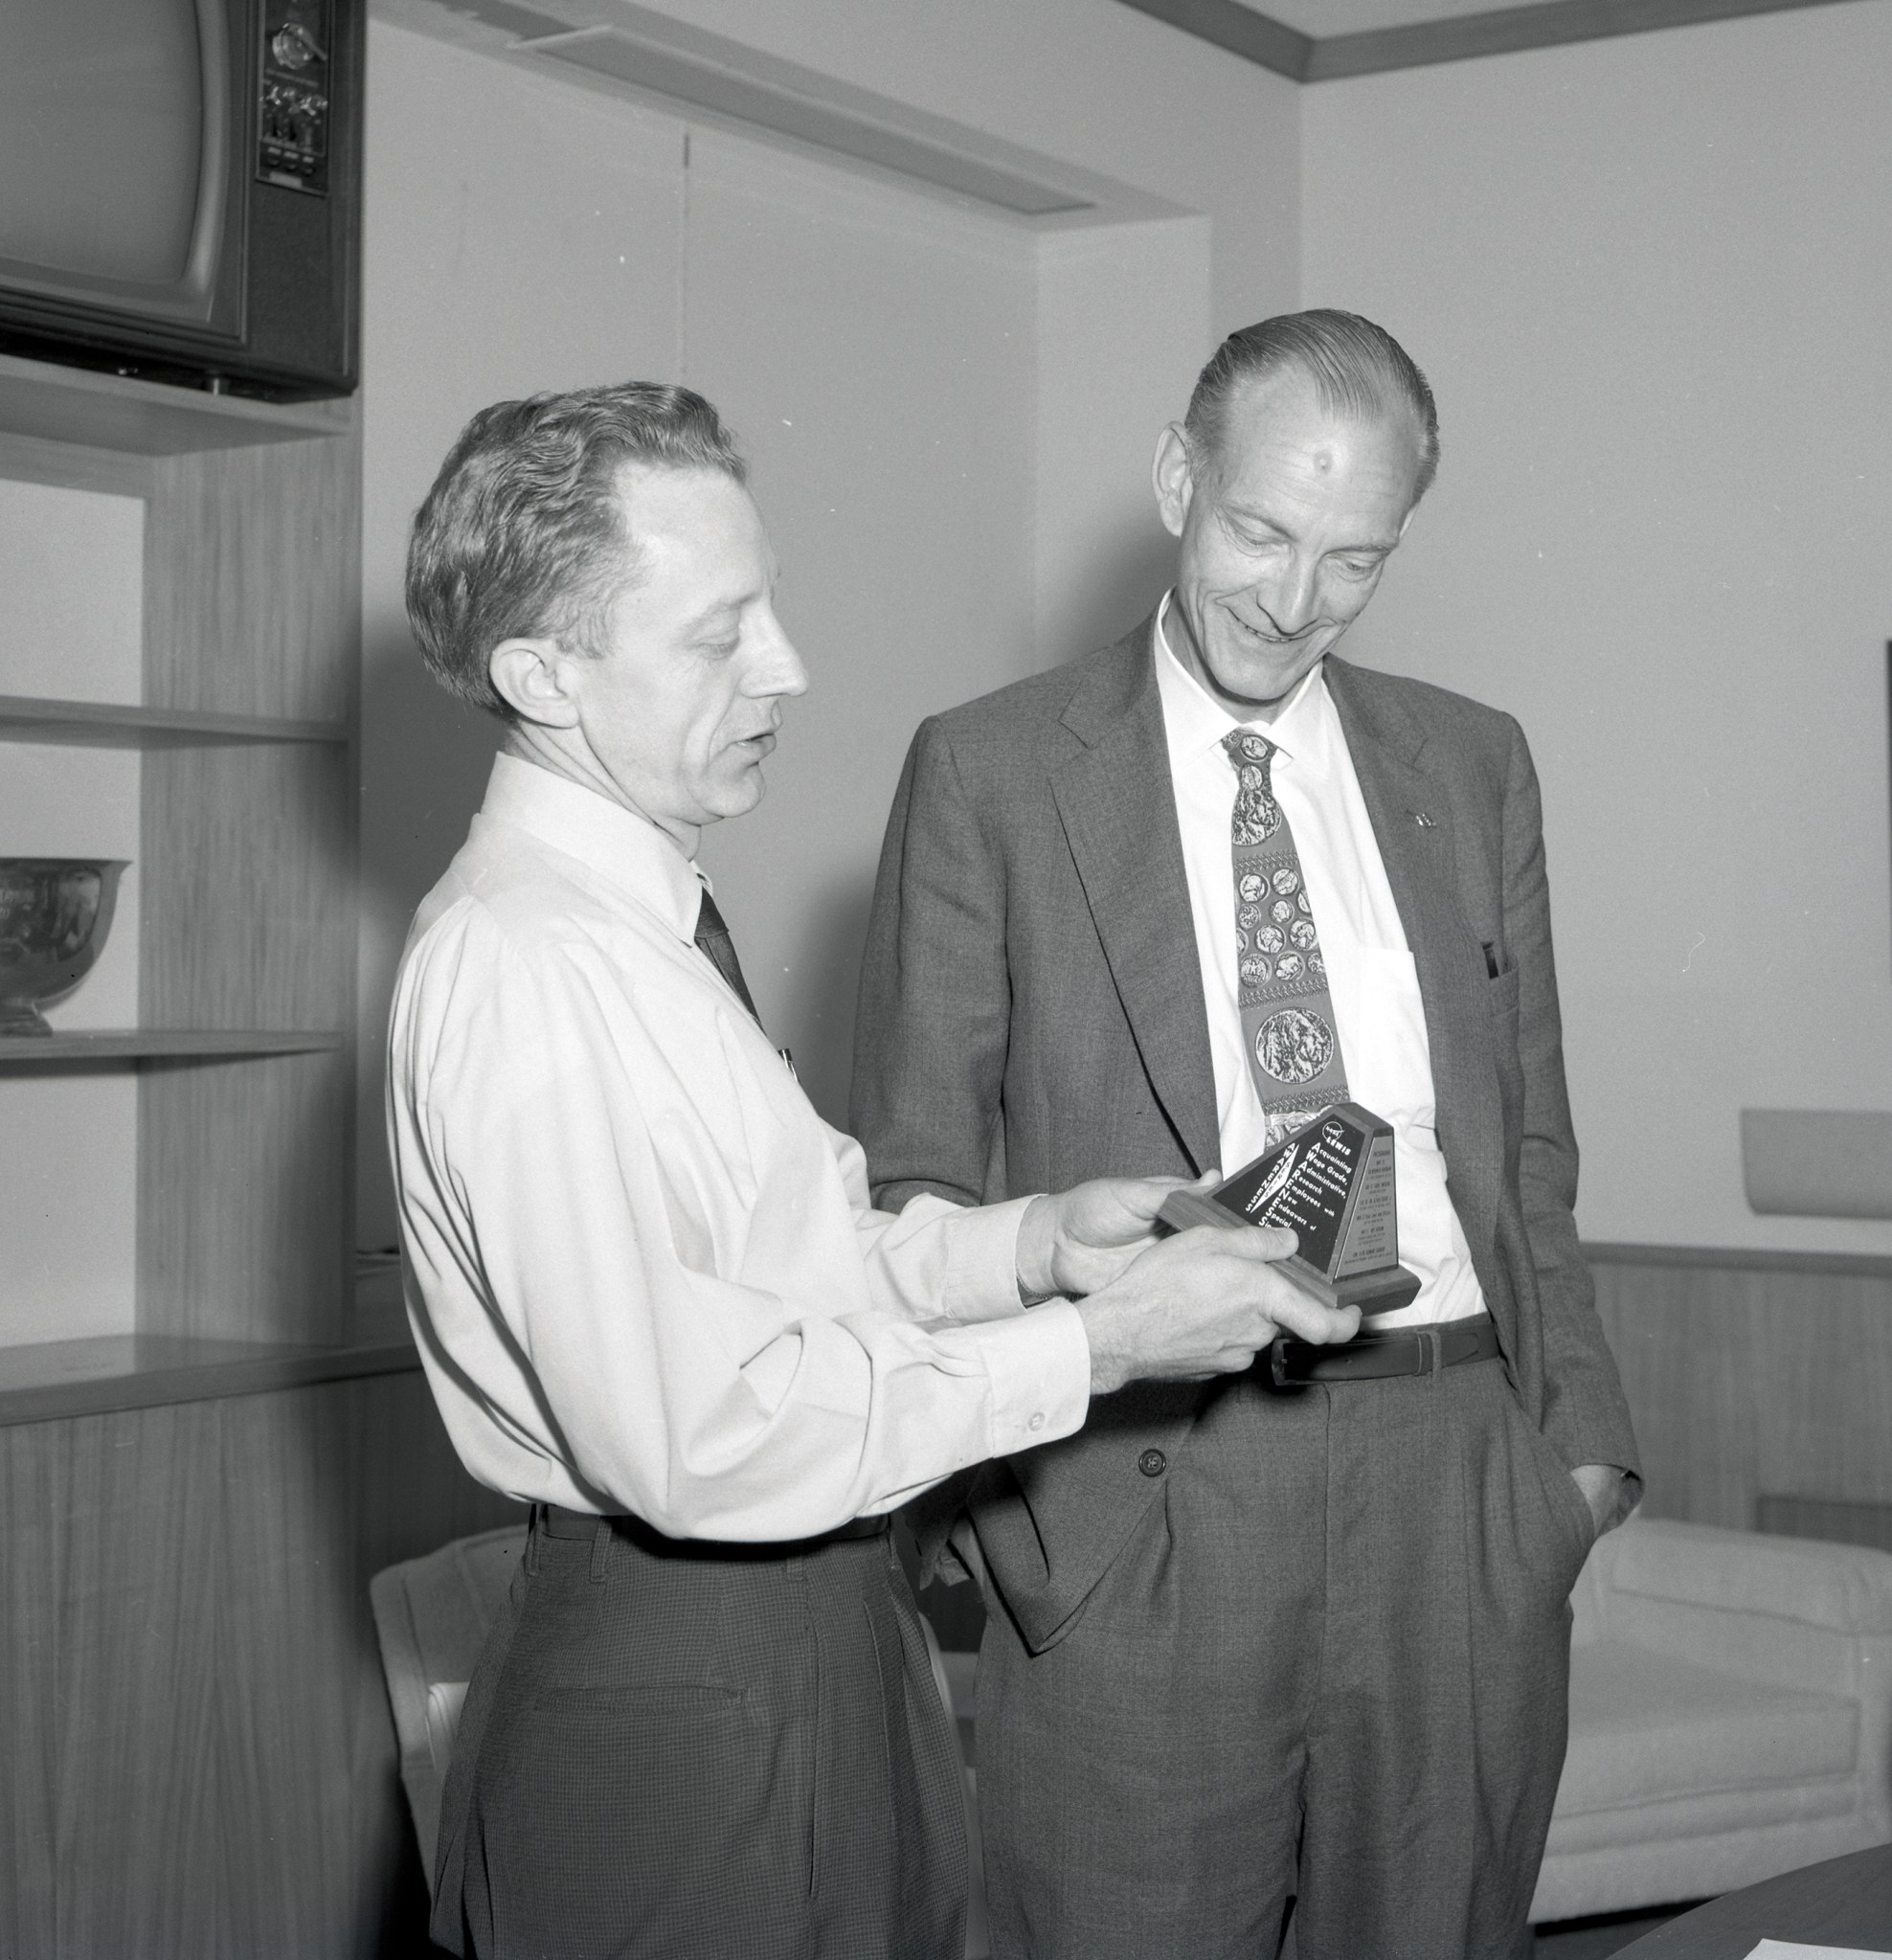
[852,312,1640,1959]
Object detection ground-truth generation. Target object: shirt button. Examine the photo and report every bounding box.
[1137,1448,1167,1478]
[1027,1411,1047,1432]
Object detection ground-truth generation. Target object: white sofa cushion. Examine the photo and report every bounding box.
[1547,1641,1858,1854]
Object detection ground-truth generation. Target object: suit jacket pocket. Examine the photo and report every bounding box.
[970,1381,1204,1654]
[1485,963,1525,1144]
[1486,962,1520,1025]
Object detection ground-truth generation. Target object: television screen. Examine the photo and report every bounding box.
[0,0,218,301]
[0,0,358,398]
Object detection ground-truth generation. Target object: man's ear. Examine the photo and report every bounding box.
[1152,423,1195,540]
[489,636,582,728]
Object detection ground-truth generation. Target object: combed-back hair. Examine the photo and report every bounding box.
[1183,309,1440,502]
[405,381,747,720]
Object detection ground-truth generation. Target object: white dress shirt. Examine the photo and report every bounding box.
[387,753,1091,1540]
[1154,597,1484,1328]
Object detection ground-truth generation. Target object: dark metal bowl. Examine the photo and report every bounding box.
[0,858,129,1036]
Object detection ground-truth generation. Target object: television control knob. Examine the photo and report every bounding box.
[271,22,325,70]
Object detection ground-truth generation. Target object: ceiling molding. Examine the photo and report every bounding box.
[1114,0,1311,77]
[1117,0,1867,81]
[523,25,1096,213]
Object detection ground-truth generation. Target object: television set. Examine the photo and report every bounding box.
[0,0,362,400]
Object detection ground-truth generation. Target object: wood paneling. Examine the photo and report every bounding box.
[141,744,355,1028]
[144,431,361,725]
[139,1053,353,1343]
[1,1366,521,1959]
[1755,1495,1892,1555]
[1589,1246,1892,1532]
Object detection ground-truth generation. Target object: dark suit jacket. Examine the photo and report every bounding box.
[851,618,1639,1653]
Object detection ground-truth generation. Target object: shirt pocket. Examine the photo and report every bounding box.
[1329,940,1436,1133]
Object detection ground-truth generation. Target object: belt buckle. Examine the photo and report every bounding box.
[1269,1335,1296,1389]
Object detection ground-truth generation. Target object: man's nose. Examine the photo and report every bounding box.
[750,614,808,698]
[1261,558,1320,636]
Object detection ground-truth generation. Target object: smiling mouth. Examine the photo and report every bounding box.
[1229,612,1313,647]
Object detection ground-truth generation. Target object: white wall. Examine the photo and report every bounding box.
[607,0,1300,338]
[355,3,1298,1249]
[628,0,1301,667]
[1301,1,1892,1253]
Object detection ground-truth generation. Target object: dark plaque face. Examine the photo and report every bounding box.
[1156,1100,1418,1315]
[1221,1114,1364,1273]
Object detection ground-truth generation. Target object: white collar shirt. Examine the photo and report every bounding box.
[1154,597,1484,1327]
[387,752,1090,1540]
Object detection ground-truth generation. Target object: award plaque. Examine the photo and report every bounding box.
[1158,1101,1421,1316]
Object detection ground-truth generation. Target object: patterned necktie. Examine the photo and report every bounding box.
[693,886,762,1027]
[1224,728,1349,1149]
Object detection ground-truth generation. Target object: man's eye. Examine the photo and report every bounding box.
[1335,557,1382,579]
[698,637,740,659]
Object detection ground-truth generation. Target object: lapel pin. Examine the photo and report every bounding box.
[1411,810,1436,829]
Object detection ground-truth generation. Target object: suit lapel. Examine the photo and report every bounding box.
[1325,659,1504,1282]
[1050,626,1220,1176]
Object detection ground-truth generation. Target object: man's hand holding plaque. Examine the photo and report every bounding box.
[1158,1102,1422,1318]
[1017,1173,1362,1393]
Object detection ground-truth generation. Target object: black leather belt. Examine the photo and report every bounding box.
[1270,1313,1500,1388]
[535,1502,888,1557]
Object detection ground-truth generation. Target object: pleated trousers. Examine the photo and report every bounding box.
[978,1356,1596,1960]
[432,1508,968,1960]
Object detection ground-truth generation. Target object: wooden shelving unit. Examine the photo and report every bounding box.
[0,350,362,1363]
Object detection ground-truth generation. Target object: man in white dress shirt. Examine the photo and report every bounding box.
[852,313,1641,1957]
[388,382,1358,1960]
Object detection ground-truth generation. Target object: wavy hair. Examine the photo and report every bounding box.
[405,382,747,720]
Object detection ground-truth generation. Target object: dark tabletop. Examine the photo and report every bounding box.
[1611,1844,1892,1958]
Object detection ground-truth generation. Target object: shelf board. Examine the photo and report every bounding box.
[0,1329,418,1429]
[0,1029,345,1064]
[0,350,352,456]
[0,1264,418,1426]
[0,693,349,748]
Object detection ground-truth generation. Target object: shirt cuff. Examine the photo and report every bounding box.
[962,1298,1091,1455]
[921,1192,1040,1324]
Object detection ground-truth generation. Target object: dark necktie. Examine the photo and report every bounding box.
[1224,727,1350,1148]
[693,886,761,1027]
